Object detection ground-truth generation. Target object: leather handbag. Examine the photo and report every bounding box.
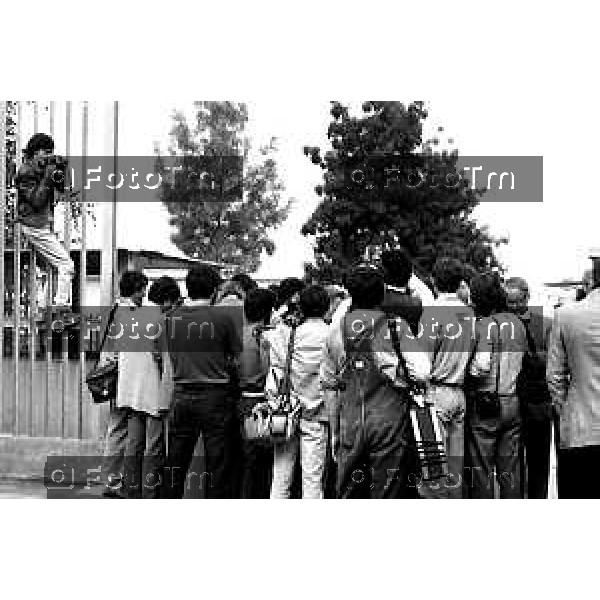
[85,304,118,403]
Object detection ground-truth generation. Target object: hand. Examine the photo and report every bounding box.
[331,433,340,463]
[252,402,271,418]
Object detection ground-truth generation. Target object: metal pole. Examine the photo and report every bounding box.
[0,101,6,431]
[28,246,36,436]
[28,101,38,435]
[78,101,88,440]
[62,101,71,439]
[45,102,54,436]
[13,102,22,436]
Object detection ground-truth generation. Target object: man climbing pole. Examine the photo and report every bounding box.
[15,133,75,310]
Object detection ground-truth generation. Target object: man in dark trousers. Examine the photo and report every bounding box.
[505,276,553,498]
[160,265,243,498]
[321,266,430,498]
[547,271,600,498]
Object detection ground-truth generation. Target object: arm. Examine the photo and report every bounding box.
[320,332,343,458]
[409,273,435,307]
[469,319,493,377]
[264,326,287,400]
[546,311,569,412]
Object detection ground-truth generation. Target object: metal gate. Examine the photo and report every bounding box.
[0,101,118,474]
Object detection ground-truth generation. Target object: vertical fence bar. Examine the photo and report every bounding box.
[13,102,22,436]
[112,101,119,303]
[61,100,72,439]
[0,101,6,430]
[78,101,88,440]
[28,249,36,436]
[28,101,38,436]
[45,103,54,437]
[44,256,52,436]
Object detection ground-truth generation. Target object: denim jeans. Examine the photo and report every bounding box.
[123,411,165,499]
[103,405,129,497]
[337,386,419,499]
[465,394,524,499]
[271,418,328,499]
[163,385,237,499]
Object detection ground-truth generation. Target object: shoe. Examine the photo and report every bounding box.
[102,487,126,499]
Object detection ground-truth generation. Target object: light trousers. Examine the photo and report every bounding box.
[271,418,328,499]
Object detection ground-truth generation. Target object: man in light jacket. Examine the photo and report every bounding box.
[547,278,600,498]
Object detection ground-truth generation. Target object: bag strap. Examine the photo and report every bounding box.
[338,313,388,378]
[387,316,424,394]
[490,317,501,395]
[522,319,538,357]
[95,303,118,367]
[278,321,299,408]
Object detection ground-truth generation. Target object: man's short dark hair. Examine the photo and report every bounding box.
[231,273,258,294]
[470,274,507,317]
[432,258,465,293]
[119,270,148,298]
[346,266,385,309]
[186,265,222,300]
[148,276,181,305]
[278,278,305,304]
[244,288,275,324]
[381,249,413,288]
[25,133,54,159]
[299,285,330,319]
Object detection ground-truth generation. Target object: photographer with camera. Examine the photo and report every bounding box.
[15,133,74,308]
[265,285,331,499]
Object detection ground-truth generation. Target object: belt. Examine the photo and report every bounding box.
[429,381,464,389]
[241,391,267,398]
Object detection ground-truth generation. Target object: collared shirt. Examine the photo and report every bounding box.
[423,292,475,386]
[265,318,331,419]
[320,312,431,393]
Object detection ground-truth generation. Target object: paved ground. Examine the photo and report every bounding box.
[0,478,106,499]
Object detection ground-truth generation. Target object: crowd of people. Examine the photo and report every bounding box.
[97,248,598,499]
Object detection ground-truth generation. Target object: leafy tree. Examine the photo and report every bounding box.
[157,101,291,272]
[301,101,506,283]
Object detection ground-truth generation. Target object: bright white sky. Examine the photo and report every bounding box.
[30,98,596,288]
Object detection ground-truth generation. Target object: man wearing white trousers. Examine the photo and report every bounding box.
[266,285,332,499]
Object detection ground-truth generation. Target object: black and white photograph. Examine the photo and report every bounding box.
[1,1,597,598]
